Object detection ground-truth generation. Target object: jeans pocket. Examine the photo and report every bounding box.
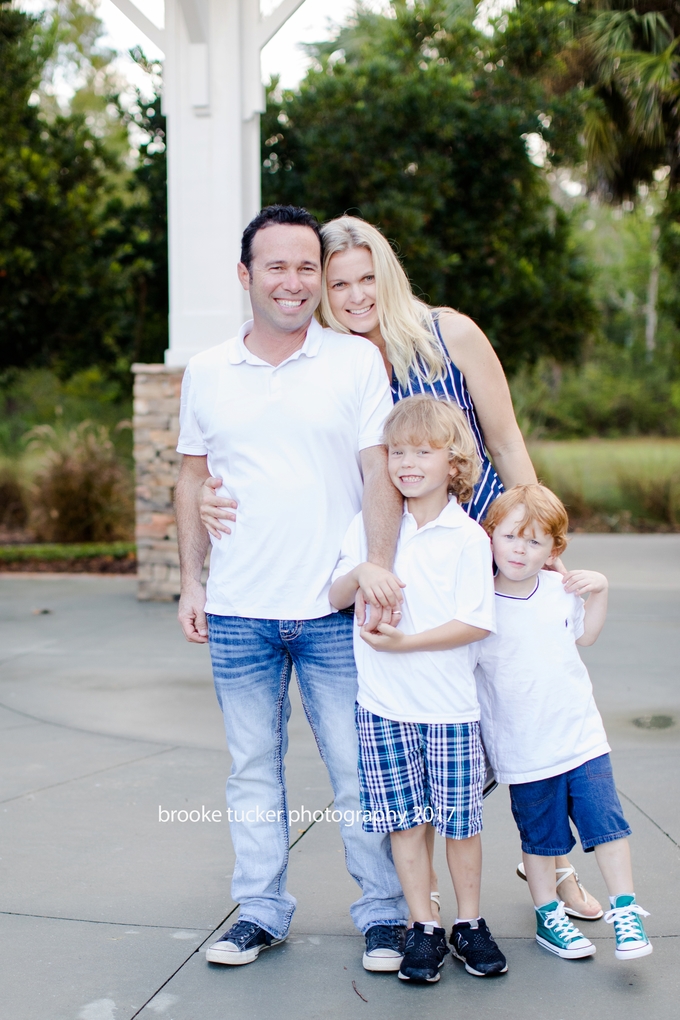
[511,777,555,809]
[585,754,612,780]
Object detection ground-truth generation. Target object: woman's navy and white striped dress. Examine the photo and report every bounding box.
[390,312,504,522]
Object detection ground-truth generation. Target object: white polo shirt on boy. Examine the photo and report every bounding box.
[333,499,495,723]
[475,569,610,785]
[177,318,393,620]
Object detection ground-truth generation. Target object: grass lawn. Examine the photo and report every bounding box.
[529,438,680,531]
[0,543,136,573]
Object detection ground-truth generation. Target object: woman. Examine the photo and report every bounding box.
[320,217,530,519]
[200,214,602,921]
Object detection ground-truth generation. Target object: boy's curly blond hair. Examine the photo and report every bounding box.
[382,395,480,504]
[483,483,569,556]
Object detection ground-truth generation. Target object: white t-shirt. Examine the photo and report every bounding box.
[333,500,496,723]
[177,318,393,620]
[475,569,610,784]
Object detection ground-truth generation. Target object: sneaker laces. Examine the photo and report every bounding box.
[219,920,263,947]
[543,902,587,944]
[366,925,403,953]
[604,903,650,942]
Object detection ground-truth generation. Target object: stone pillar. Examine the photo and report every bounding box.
[132,364,184,601]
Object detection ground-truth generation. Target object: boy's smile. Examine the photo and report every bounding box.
[491,506,557,595]
[388,440,457,528]
[388,442,454,497]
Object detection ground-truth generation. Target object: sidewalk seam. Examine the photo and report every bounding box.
[0,745,178,805]
[0,910,212,930]
[0,698,184,748]
[617,787,680,848]
[126,800,334,1019]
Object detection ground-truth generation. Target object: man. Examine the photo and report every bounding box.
[175,205,407,970]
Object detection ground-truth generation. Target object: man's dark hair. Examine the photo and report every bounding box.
[240,205,323,272]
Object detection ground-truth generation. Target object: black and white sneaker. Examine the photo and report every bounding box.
[449,918,508,976]
[362,924,405,972]
[205,919,286,965]
[398,922,449,983]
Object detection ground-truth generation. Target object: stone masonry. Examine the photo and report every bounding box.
[132,364,185,601]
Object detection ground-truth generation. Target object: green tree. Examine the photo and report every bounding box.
[0,3,168,378]
[262,0,596,370]
[492,0,679,198]
[0,2,118,373]
[99,51,168,367]
[492,1,680,338]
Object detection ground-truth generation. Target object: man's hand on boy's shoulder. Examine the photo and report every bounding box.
[562,569,608,597]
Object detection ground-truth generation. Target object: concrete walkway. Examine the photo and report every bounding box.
[1,535,679,1019]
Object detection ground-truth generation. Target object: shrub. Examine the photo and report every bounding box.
[530,439,680,531]
[0,466,27,529]
[512,355,680,440]
[26,422,134,542]
[617,472,680,528]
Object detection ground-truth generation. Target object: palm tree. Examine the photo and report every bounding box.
[582,2,680,200]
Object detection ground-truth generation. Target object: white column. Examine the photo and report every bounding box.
[164,0,247,365]
[109,0,308,366]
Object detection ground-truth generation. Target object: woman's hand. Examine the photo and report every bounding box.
[569,570,609,646]
[199,476,238,539]
[562,569,608,597]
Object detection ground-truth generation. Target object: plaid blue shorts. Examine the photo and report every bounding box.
[355,705,485,840]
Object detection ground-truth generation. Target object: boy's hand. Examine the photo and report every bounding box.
[562,569,608,596]
[360,621,412,653]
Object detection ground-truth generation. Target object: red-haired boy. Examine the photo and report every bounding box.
[476,484,652,962]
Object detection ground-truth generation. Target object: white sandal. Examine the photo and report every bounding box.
[516,862,604,920]
[406,891,441,928]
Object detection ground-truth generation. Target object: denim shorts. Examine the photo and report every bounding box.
[356,706,484,840]
[509,753,632,856]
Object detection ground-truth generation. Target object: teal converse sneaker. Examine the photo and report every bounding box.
[604,895,653,960]
[535,900,596,959]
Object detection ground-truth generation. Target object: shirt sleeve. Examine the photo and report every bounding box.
[356,343,394,451]
[176,364,208,456]
[331,513,367,584]
[452,532,496,633]
[572,593,586,640]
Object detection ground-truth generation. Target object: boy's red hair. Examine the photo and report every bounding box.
[483,483,569,556]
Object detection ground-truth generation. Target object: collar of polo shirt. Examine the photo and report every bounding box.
[402,495,466,531]
[228,317,325,366]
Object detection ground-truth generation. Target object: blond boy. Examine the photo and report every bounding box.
[330,395,507,984]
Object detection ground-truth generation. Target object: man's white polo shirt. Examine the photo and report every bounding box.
[332,499,496,723]
[177,318,393,620]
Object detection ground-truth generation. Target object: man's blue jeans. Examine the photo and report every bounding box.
[207,612,407,939]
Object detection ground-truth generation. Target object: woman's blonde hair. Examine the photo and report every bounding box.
[483,484,569,557]
[383,395,480,505]
[319,216,446,387]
